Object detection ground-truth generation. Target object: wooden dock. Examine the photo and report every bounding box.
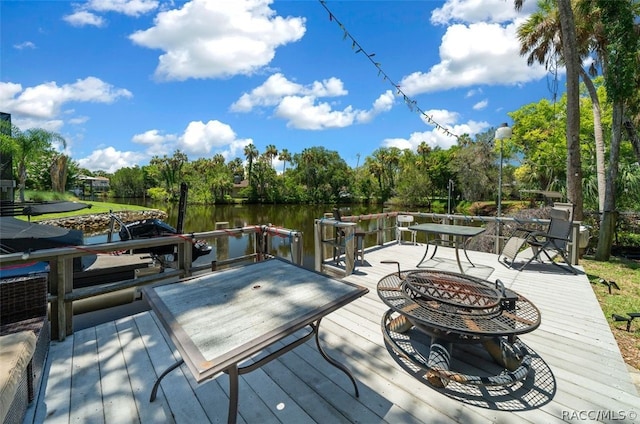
[27,243,640,423]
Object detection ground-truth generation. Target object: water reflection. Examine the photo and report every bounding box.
[90,200,398,270]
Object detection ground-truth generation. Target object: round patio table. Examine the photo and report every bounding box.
[377,268,541,387]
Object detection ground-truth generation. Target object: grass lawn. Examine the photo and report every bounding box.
[14,199,149,222]
[582,256,640,370]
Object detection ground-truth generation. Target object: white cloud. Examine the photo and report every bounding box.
[14,41,35,50]
[129,0,306,81]
[63,11,106,27]
[430,0,537,25]
[356,90,395,123]
[63,0,158,27]
[68,116,89,125]
[275,96,356,130]
[127,120,252,163]
[179,120,238,155]
[0,77,132,120]
[399,20,547,97]
[0,78,132,131]
[419,109,460,127]
[85,0,159,17]
[473,99,488,110]
[465,88,482,98]
[383,112,490,151]
[233,74,394,129]
[77,146,146,173]
[132,129,175,146]
[230,73,346,112]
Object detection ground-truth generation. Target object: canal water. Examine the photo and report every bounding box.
[87,200,403,270]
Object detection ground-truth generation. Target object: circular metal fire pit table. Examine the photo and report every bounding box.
[377,267,541,388]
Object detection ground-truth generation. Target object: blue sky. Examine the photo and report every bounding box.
[1,0,557,173]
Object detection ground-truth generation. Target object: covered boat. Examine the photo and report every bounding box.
[118,218,212,260]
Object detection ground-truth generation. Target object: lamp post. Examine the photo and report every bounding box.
[494,123,512,254]
[494,123,513,218]
[447,179,454,215]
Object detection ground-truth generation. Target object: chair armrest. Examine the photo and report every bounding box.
[527,231,570,242]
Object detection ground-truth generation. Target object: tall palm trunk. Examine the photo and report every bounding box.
[596,102,623,260]
[558,0,583,220]
[579,68,606,212]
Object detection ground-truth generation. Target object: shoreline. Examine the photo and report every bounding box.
[35,209,168,235]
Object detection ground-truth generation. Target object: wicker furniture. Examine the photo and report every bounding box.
[0,274,49,424]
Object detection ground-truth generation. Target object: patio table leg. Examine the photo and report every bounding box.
[416,235,437,267]
[314,319,360,397]
[227,365,239,424]
[149,359,184,402]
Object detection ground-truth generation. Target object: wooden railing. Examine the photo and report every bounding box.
[315,211,397,276]
[0,224,303,341]
[314,211,582,277]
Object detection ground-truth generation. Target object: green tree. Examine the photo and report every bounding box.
[0,125,66,202]
[508,98,568,193]
[264,144,278,167]
[149,150,188,200]
[451,131,498,202]
[518,0,608,211]
[594,0,639,260]
[227,157,245,182]
[291,146,351,203]
[244,143,259,184]
[111,166,146,197]
[278,148,292,174]
[515,0,583,220]
[251,158,278,202]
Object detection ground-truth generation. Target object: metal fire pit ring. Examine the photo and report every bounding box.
[377,263,542,388]
[377,268,540,340]
[402,270,506,319]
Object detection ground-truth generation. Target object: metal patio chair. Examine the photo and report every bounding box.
[396,214,416,245]
[500,204,578,274]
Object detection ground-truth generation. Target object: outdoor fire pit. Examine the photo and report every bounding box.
[377,262,541,388]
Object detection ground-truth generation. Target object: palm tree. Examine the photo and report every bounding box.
[590,0,639,260]
[416,141,431,170]
[515,0,583,220]
[517,0,604,213]
[278,148,292,174]
[244,143,259,184]
[518,0,639,258]
[0,126,66,202]
[264,144,278,167]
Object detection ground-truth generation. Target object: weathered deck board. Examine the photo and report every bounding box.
[29,243,640,423]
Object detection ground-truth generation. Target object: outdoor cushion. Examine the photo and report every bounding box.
[0,331,36,423]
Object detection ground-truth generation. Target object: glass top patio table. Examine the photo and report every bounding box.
[408,223,485,273]
[143,258,368,423]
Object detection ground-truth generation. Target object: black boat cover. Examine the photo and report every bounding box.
[22,201,91,216]
[0,217,84,253]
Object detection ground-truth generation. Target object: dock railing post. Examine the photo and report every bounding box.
[314,219,323,272]
[343,223,355,275]
[176,237,192,277]
[291,232,303,266]
[50,256,73,341]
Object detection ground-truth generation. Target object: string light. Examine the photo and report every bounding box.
[318,0,459,139]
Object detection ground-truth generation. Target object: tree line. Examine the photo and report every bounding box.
[1,79,638,211]
[2,0,640,259]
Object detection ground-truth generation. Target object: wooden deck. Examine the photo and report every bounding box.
[27,243,640,423]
